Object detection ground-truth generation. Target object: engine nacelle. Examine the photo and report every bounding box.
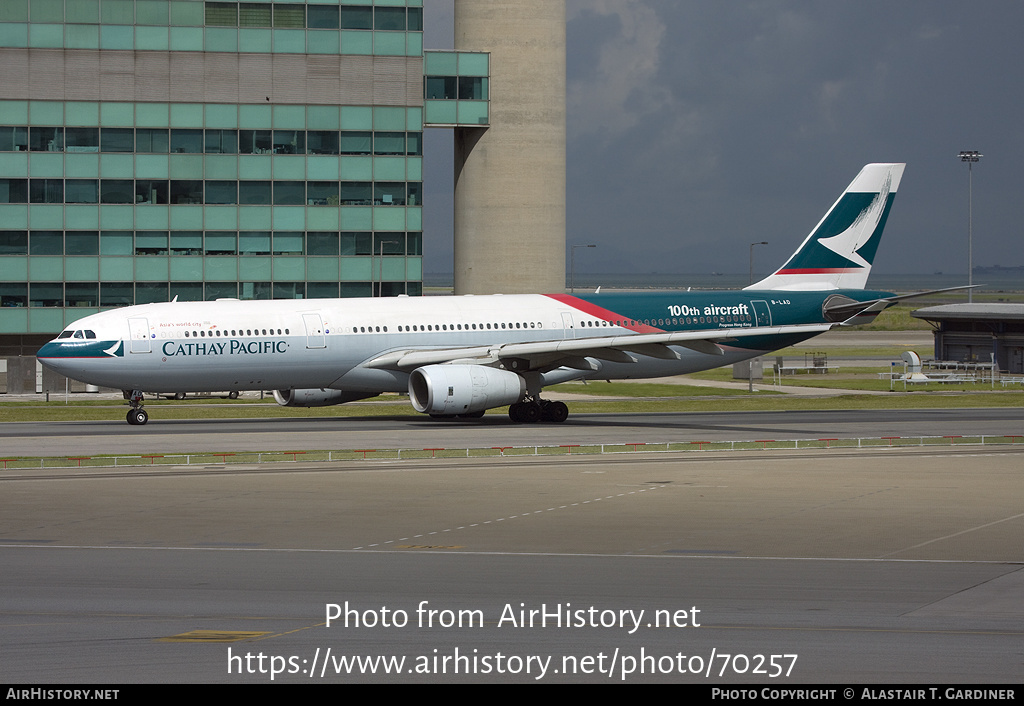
[273,388,379,407]
[408,365,525,416]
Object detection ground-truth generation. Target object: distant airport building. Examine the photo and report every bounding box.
[0,1,566,361]
[912,304,1024,374]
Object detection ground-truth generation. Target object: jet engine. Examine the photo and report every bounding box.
[408,365,525,416]
[273,388,379,407]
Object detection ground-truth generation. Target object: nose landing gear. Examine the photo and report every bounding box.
[124,390,148,425]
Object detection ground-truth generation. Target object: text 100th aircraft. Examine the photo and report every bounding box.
[39,163,941,425]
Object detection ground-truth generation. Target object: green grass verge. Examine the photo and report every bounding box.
[546,381,779,397]
[1,388,1020,424]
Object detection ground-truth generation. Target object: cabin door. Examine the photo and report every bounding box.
[750,300,772,327]
[560,312,576,339]
[127,317,151,354]
[302,313,326,349]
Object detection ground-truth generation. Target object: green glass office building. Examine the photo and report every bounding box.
[0,0,444,356]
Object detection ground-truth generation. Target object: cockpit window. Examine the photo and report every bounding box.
[56,329,97,340]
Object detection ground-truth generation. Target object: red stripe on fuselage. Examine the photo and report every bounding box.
[543,294,663,333]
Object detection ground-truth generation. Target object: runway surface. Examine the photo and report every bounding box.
[3,407,1024,457]
[2,422,1023,683]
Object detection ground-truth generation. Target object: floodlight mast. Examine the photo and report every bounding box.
[958,150,982,303]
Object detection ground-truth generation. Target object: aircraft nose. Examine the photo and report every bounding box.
[37,341,74,374]
[37,339,123,375]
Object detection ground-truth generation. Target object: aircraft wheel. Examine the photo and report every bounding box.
[173,392,186,400]
[517,403,541,424]
[228,391,239,399]
[127,409,148,426]
[542,401,569,423]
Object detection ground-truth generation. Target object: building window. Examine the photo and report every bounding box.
[273,282,305,299]
[272,130,304,154]
[136,283,170,305]
[374,234,404,256]
[0,231,28,255]
[137,129,170,153]
[425,77,457,100]
[239,130,273,154]
[374,7,406,31]
[30,284,64,308]
[101,180,135,204]
[307,182,339,206]
[205,129,239,154]
[374,132,405,155]
[272,182,304,205]
[273,3,304,28]
[29,127,63,152]
[0,126,28,152]
[205,232,237,256]
[307,232,339,256]
[65,232,99,256]
[239,181,271,205]
[374,182,404,206]
[307,5,338,29]
[136,180,170,205]
[239,3,272,27]
[65,283,99,308]
[206,181,238,205]
[238,231,271,255]
[29,180,63,204]
[341,232,372,256]
[65,128,100,153]
[273,232,304,255]
[0,179,28,204]
[0,283,27,308]
[171,129,204,154]
[101,128,134,153]
[340,131,372,155]
[340,6,372,30]
[100,232,134,256]
[340,182,371,206]
[205,2,237,26]
[100,283,134,307]
[206,282,239,300]
[135,232,169,256]
[170,180,203,205]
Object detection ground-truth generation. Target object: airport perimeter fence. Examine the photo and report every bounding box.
[2,434,1022,471]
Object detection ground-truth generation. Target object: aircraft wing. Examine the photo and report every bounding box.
[362,323,834,373]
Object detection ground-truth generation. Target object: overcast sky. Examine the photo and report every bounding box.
[422,2,1022,278]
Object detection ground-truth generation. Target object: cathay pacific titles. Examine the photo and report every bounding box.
[162,340,289,357]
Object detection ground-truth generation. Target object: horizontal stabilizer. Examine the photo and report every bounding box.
[823,286,977,326]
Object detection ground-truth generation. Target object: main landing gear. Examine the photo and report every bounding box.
[508,399,569,424]
[124,390,148,425]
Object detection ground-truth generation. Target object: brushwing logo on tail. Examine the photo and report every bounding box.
[779,172,895,274]
[815,171,893,270]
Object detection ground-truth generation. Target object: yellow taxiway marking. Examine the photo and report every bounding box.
[158,630,271,643]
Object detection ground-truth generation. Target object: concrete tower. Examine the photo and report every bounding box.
[453,0,567,295]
